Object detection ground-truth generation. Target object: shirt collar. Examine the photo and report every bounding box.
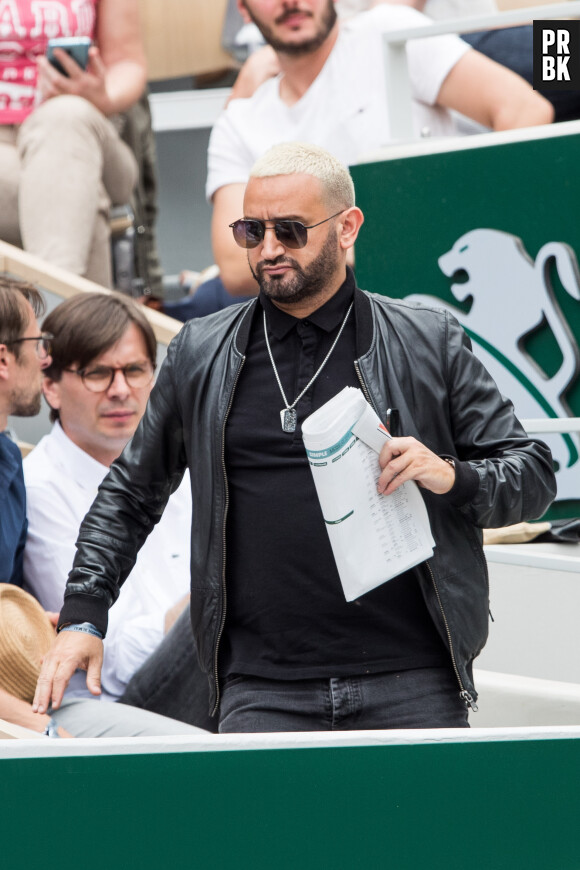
[259,267,355,340]
[50,421,109,492]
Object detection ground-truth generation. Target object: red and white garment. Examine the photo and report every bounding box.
[0,0,97,124]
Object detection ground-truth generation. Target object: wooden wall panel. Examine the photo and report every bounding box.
[139,0,235,81]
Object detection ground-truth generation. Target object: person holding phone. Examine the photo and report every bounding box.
[0,0,146,287]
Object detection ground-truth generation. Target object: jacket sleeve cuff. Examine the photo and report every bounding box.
[58,592,109,638]
[439,456,480,508]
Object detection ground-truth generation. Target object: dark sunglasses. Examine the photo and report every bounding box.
[229,210,345,250]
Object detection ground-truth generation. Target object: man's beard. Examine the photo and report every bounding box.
[243,0,337,56]
[10,386,41,417]
[250,227,340,304]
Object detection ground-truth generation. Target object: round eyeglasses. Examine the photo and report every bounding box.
[229,210,345,250]
[62,362,156,393]
[7,332,53,360]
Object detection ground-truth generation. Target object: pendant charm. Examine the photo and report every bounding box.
[280,408,297,433]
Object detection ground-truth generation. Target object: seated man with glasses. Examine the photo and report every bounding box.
[0,280,209,738]
[22,292,215,733]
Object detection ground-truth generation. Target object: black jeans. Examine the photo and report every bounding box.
[218,666,470,733]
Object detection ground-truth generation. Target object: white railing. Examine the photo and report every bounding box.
[150,87,230,133]
[521,416,580,433]
[383,1,580,141]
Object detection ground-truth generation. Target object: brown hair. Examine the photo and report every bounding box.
[43,292,157,422]
[0,277,45,359]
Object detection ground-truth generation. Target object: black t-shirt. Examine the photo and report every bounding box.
[222,272,448,679]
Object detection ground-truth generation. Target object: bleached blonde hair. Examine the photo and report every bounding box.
[249,142,355,211]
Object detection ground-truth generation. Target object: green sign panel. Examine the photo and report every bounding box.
[2,737,580,869]
[352,127,580,519]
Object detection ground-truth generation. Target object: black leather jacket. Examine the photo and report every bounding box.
[60,285,556,715]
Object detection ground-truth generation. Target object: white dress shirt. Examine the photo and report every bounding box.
[23,423,192,701]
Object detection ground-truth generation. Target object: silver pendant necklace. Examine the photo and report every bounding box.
[263,301,353,433]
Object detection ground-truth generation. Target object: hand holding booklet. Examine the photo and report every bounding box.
[301,387,435,601]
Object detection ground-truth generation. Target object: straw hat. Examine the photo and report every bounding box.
[0,584,55,703]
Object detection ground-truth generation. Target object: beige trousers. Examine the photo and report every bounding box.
[0,96,138,287]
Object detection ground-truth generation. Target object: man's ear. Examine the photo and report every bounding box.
[0,343,11,382]
[338,207,365,251]
[42,376,61,413]
[236,0,252,24]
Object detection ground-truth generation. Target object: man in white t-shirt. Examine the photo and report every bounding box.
[23,292,215,732]
[207,0,553,299]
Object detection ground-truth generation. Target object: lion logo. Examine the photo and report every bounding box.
[407,228,580,500]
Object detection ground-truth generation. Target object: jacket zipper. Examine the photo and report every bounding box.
[425,561,478,712]
[354,360,377,413]
[355,359,478,713]
[212,354,246,716]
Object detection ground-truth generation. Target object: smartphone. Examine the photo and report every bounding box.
[46,37,92,76]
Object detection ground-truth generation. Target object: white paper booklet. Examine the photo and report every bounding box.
[302,387,435,601]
